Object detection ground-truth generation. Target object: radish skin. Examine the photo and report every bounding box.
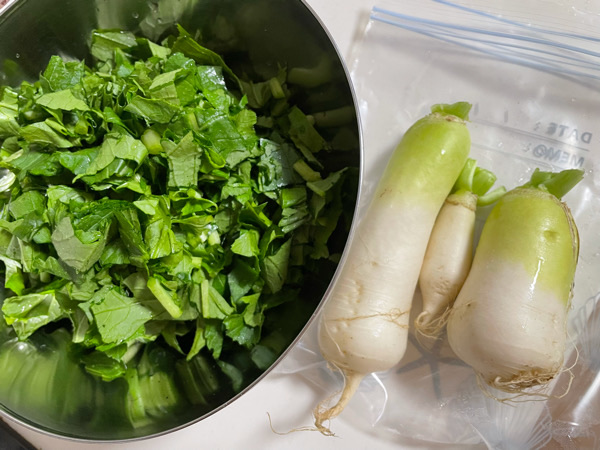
[416,160,505,338]
[447,169,582,392]
[314,103,472,433]
[416,190,476,336]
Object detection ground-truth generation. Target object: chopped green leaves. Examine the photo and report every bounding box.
[51,216,109,273]
[0,26,351,401]
[2,292,65,339]
[125,96,180,123]
[42,55,86,91]
[90,287,154,343]
[165,131,201,187]
[36,90,90,112]
[91,30,138,62]
[231,229,260,257]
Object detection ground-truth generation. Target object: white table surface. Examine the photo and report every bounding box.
[6,1,403,449]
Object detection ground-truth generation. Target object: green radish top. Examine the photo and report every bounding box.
[430,102,472,120]
[475,169,582,304]
[520,168,584,200]
[375,102,472,208]
[451,158,506,207]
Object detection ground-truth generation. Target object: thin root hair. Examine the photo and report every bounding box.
[475,362,575,404]
[266,412,336,436]
[332,308,410,328]
[414,306,453,344]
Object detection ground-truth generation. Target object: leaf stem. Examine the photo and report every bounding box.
[430,101,472,121]
[522,168,584,199]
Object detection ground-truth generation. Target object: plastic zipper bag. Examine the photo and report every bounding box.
[276,1,600,448]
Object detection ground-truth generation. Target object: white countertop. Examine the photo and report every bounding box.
[7,1,402,449]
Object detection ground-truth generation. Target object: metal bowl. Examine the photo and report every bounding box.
[0,0,361,442]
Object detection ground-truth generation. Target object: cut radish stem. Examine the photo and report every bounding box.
[314,102,472,434]
[447,168,582,393]
[415,158,506,339]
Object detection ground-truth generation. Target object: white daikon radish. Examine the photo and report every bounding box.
[314,102,472,434]
[447,168,582,393]
[415,158,505,338]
